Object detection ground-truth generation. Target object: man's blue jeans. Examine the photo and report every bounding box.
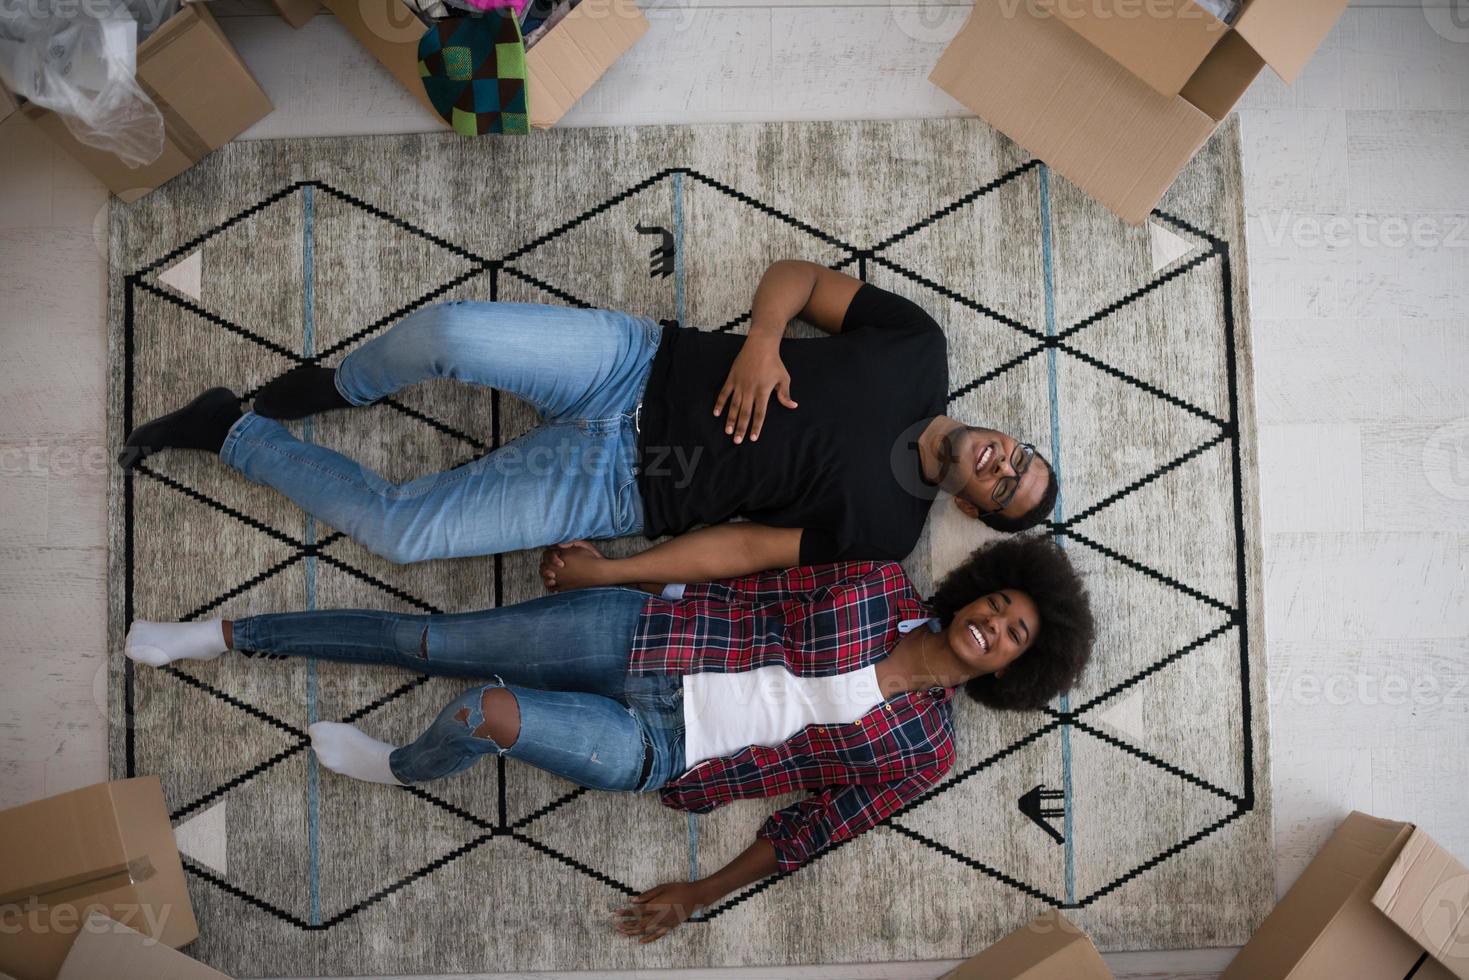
[219,302,663,563]
[230,588,687,789]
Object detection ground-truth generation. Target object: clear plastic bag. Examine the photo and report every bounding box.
[0,1,165,168]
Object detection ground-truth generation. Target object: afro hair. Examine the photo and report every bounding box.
[928,534,1095,711]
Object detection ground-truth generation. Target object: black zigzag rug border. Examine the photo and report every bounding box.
[120,165,1255,929]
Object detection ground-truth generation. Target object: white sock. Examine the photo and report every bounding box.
[309,722,404,786]
[126,620,228,667]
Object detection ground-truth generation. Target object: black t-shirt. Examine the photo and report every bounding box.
[636,283,949,563]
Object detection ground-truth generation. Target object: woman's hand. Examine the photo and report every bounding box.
[539,540,608,592]
[713,334,797,444]
[614,881,709,943]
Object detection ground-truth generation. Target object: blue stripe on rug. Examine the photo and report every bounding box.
[303,185,322,926]
[1038,165,1076,905]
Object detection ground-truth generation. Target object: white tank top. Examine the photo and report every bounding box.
[681,664,884,770]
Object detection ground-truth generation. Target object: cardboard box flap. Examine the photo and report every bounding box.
[58,912,230,980]
[945,910,1113,979]
[1372,828,1469,979]
[930,0,1216,225]
[1231,0,1347,84]
[526,0,648,127]
[1220,812,1423,980]
[1178,29,1264,121]
[1037,0,1228,97]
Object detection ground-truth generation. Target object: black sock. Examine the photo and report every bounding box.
[253,364,351,420]
[119,387,242,470]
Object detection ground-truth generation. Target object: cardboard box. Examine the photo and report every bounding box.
[10,1,272,202]
[322,0,648,129]
[1222,811,1469,980]
[270,0,321,28]
[0,778,199,980]
[944,910,1114,979]
[57,911,229,980]
[930,0,1347,224]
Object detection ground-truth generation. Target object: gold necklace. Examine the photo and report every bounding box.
[916,629,941,689]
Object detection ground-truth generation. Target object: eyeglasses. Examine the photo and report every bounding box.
[990,442,1036,511]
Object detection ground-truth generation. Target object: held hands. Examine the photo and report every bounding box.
[539,540,607,592]
[614,881,708,943]
[713,334,797,444]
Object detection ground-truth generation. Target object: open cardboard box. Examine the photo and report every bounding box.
[944,910,1113,979]
[322,0,648,129]
[1222,811,1469,980]
[3,0,272,202]
[930,0,1348,224]
[0,778,199,980]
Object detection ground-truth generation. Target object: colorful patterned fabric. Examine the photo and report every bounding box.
[632,562,958,871]
[417,12,529,136]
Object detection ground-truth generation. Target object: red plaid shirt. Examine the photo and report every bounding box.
[630,562,956,872]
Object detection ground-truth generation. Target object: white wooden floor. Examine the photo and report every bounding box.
[1,2,1466,978]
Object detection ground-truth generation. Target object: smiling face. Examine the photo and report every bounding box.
[943,589,1040,680]
[940,425,1050,522]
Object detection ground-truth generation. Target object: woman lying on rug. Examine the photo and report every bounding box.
[125,536,1093,942]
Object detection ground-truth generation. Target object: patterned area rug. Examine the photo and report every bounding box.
[107,118,1269,976]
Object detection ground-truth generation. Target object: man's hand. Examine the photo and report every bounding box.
[539,540,608,592]
[613,881,709,943]
[713,335,797,444]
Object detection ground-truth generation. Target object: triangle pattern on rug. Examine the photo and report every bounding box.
[1066,725,1240,903]
[1150,218,1199,273]
[1072,626,1249,802]
[1057,540,1232,708]
[157,249,202,301]
[1092,687,1146,744]
[308,186,485,357]
[137,187,306,357]
[499,173,680,325]
[174,799,228,874]
[875,162,1045,335]
[1052,348,1226,525]
[892,724,1071,905]
[1060,250,1231,424]
[680,171,852,333]
[1065,439,1240,613]
[1045,173,1215,328]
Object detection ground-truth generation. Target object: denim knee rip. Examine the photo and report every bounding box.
[450,676,513,755]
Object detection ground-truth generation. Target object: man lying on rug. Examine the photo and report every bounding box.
[125,536,1093,942]
[120,260,1058,580]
